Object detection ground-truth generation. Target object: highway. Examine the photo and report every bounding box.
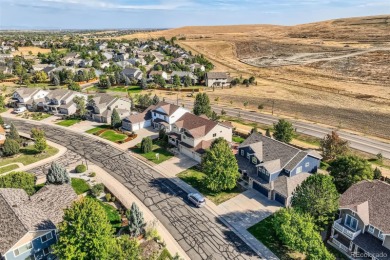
[167,98,390,159]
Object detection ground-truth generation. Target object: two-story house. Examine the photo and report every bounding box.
[44,89,87,115]
[329,180,390,259]
[205,72,230,87]
[121,68,143,81]
[189,63,205,72]
[87,93,131,124]
[236,132,321,206]
[0,184,77,260]
[148,71,169,81]
[12,88,49,110]
[170,71,198,85]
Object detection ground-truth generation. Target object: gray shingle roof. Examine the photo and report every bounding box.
[93,93,117,109]
[273,173,311,197]
[206,72,228,79]
[46,89,71,100]
[340,180,390,234]
[171,71,197,80]
[14,88,40,99]
[0,185,77,255]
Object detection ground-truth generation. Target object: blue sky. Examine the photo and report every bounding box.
[0,0,389,29]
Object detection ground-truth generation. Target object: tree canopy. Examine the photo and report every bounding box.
[329,155,374,193]
[320,131,349,161]
[127,202,146,238]
[3,138,20,156]
[202,138,239,192]
[46,162,70,185]
[0,171,36,195]
[273,119,295,143]
[141,137,153,154]
[291,174,339,230]
[193,93,211,117]
[111,108,122,129]
[8,123,20,142]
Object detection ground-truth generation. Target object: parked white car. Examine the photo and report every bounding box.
[187,193,206,207]
[13,106,27,114]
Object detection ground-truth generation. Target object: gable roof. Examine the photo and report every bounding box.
[153,101,181,116]
[174,112,218,139]
[273,173,311,198]
[171,71,197,79]
[340,180,390,233]
[46,89,71,100]
[92,93,118,109]
[14,88,40,99]
[0,185,77,255]
[124,104,157,124]
[207,72,228,79]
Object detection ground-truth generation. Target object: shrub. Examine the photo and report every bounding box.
[89,172,96,177]
[75,164,87,173]
[3,139,20,156]
[91,183,104,197]
[47,162,70,184]
[0,171,36,195]
[141,137,153,153]
[105,193,112,202]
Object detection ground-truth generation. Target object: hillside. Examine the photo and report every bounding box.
[117,15,390,139]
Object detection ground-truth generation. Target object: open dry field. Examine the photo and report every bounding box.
[117,15,390,139]
[14,46,66,55]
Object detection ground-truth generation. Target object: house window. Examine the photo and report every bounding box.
[240,149,244,156]
[247,153,250,159]
[252,157,257,164]
[213,133,216,137]
[43,247,51,256]
[378,231,384,240]
[296,166,302,174]
[368,225,375,234]
[345,214,358,231]
[14,242,32,256]
[41,232,53,243]
[305,162,310,167]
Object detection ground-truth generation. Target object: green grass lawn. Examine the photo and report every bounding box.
[0,164,20,174]
[232,135,245,143]
[29,112,51,121]
[248,216,300,260]
[71,178,91,195]
[177,167,243,205]
[100,130,127,142]
[56,119,81,127]
[88,196,122,232]
[0,145,59,167]
[131,143,173,164]
[85,125,112,134]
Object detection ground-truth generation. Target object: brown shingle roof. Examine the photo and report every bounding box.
[206,72,228,79]
[154,101,181,116]
[174,112,218,139]
[340,180,390,233]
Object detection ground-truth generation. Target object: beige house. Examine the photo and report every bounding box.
[205,72,230,87]
[88,93,131,124]
[44,89,87,115]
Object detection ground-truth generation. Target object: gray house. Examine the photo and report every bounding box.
[329,180,390,259]
[0,185,77,260]
[237,132,321,206]
[121,68,143,81]
[170,71,198,85]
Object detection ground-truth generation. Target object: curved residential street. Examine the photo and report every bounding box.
[7,119,259,260]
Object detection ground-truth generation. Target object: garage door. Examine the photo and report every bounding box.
[253,182,269,197]
[275,193,286,205]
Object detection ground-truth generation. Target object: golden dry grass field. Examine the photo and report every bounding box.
[14,47,66,55]
[115,15,390,139]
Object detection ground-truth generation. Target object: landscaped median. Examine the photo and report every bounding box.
[86,125,137,144]
[177,166,244,205]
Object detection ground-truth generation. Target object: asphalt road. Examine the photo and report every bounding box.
[169,98,390,159]
[8,119,259,260]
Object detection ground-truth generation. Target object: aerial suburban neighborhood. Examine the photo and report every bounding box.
[1,2,390,260]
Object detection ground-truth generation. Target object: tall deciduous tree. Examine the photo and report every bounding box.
[273,208,335,260]
[111,108,121,129]
[31,128,45,139]
[329,155,374,193]
[291,174,339,230]
[73,96,87,118]
[273,119,295,143]
[193,93,211,117]
[202,138,239,192]
[0,95,5,110]
[46,162,70,185]
[34,137,47,153]
[173,74,181,87]
[54,197,115,260]
[127,202,146,238]
[320,131,349,161]
[141,137,153,153]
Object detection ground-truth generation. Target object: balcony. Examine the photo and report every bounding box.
[333,218,362,240]
[330,237,349,253]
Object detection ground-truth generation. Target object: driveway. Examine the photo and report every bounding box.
[119,127,159,149]
[155,153,199,177]
[7,118,258,260]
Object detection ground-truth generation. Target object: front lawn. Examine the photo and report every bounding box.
[85,125,111,134]
[177,167,243,205]
[131,142,173,164]
[71,178,90,195]
[0,164,20,174]
[56,119,81,127]
[248,216,299,260]
[88,196,122,232]
[0,145,59,168]
[100,130,127,142]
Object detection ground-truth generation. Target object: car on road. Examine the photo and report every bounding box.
[13,106,27,114]
[187,193,206,207]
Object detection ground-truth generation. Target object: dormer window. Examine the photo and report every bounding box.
[378,231,384,240]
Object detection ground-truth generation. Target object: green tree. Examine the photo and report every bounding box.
[320,131,349,161]
[46,162,70,185]
[8,123,20,142]
[152,94,160,105]
[210,110,219,121]
[0,171,36,195]
[110,235,141,260]
[193,93,211,116]
[127,202,146,238]
[91,183,104,197]
[173,74,181,87]
[265,129,272,137]
[31,128,45,139]
[374,167,382,180]
[34,137,47,153]
[53,197,115,260]
[249,76,256,84]
[329,155,374,193]
[3,138,20,156]
[273,208,335,260]
[183,75,192,87]
[68,82,81,92]
[141,137,153,153]
[273,119,295,143]
[0,95,5,110]
[32,71,48,83]
[291,174,339,230]
[111,108,122,129]
[73,96,87,118]
[0,115,4,125]
[202,138,239,192]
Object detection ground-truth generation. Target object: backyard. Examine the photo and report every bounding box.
[56,119,81,127]
[0,145,59,168]
[177,167,244,205]
[131,141,173,164]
